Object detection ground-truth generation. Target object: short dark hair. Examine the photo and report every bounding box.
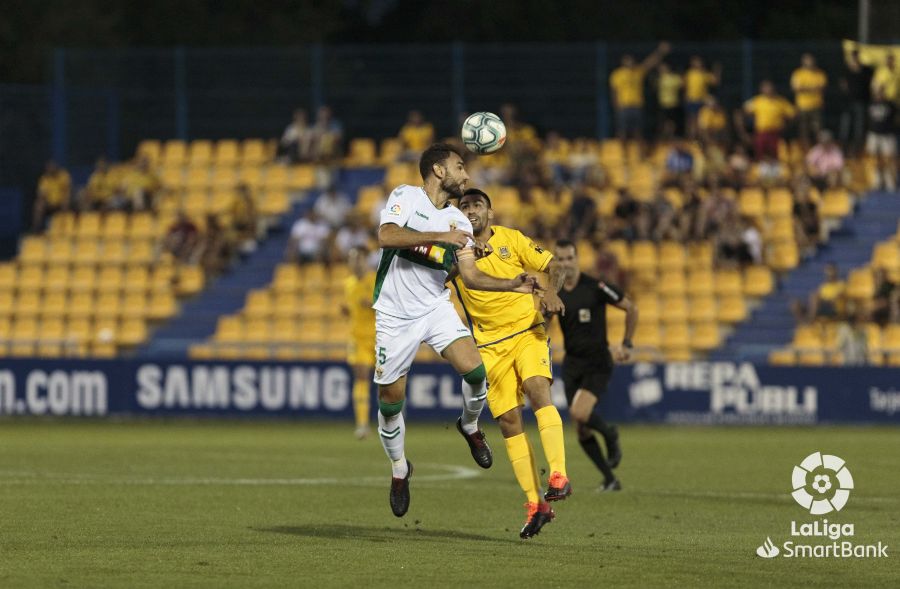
[419,143,464,181]
[555,239,576,251]
[461,188,492,209]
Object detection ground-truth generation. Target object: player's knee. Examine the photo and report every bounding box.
[569,405,589,424]
[462,363,486,386]
[378,398,404,417]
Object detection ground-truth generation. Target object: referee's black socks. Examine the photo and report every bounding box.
[578,435,615,484]
[586,411,614,439]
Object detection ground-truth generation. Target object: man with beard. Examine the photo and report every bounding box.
[454,188,570,539]
[373,143,538,518]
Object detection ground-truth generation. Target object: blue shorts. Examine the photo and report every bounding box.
[685,101,704,116]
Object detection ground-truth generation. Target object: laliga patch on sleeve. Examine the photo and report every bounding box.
[388,203,402,216]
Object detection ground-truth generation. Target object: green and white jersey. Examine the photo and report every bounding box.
[373,185,473,319]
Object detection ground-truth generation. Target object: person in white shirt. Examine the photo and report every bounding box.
[374,143,538,518]
[313,186,352,228]
[285,209,330,264]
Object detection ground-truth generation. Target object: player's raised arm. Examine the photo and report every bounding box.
[378,222,472,250]
[456,247,538,293]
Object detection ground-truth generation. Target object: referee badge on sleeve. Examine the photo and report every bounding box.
[578,309,591,323]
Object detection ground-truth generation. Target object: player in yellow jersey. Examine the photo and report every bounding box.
[453,188,570,539]
[342,246,377,439]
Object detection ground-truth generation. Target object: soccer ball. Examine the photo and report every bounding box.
[461,112,507,155]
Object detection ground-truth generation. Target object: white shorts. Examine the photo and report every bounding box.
[373,300,472,385]
[866,133,897,157]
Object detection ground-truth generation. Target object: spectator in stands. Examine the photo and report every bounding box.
[119,156,160,210]
[567,138,601,184]
[836,304,868,366]
[648,191,679,241]
[790,53,828,148]
[594,239,628,291]
[162,211,202,264]
[334,212,371,261]
[32,160,71,232]
[663,140,694,186]
[565,186,598,241]
[871,267,898,326]
[655,62,683,140]
[741,80,795,161]
[843,49,876,154]
[684,57,721,140]
[756,154,788,188]
[398,110,434,161]
[866,87,897,191]
[724,144,751,188]
[698,95,728,147]
[198,214,235,276]
[808,263,845,321]
[309,105,344,163]
[79,157,116,211]
[872,54,900,106]
[697,187,735,239]
[278,108,312,163]
[609,42,670,149]
[500,103,541,176]
[230,183,259,254]
[806,130,845,191]
[610,188,640,241]
[313,185,352,228]
[542,131,570,185]
[792,180,821,256]
[741,215,763,265]
[714,211,754,269]
[286,208,330,265]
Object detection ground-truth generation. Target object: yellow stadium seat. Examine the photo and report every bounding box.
[386,163,418,188]
[660,296,688,324]
[70,266,97,292]
[662,322,690,350]
[15,293,41,318]
[44,264,70,292]
[175,265,205,296]
[299,263,327,286]
[630,241,657,273]
[244,318,272,342]
[101,212,127,240]
[67,292,95,320]
[259,190,290,216]
[743,265,774,297]
[346,138,377,166]
[215,315,243,342]
[129,212,156,240]
[690,322,720,351]
[379,138,404,165]
[768,348,796,366]
[872,241,900,272]
[792,324,823,350]
[238,166,263,189]
[189,343,216,359]
[136,140,161,166]
[658,241,686,272]
[273,292,300,318]
[272,264,301,292]
[605,240,630,270]
[18,265,44,292]
[797,349,826,366]
[161,140,187,167]
[150,264,176,292]
[738,187,765,218]
[241,139,266,166]
[214,140,240,167]
[686,241,714,270]
[714,270,743,297]
[634,320,661,350]
[0,263,14,287]
[262,165,289,191]
[686,269,714,297]
[102,239,128,265]
[47,211,76,236]
[19,236,46,265]
[845,267,875,299]
[76,211,103,237]
[288,165,316,190]
[185,168,210,191]
[41,291,68,319]
[769,242,799,272]
[821,189,852,219]
[297,319,327,343]
[119,292,147,319]
[688,296,717,323]
[209,166,238,190]
[356,185,386,214]
[188,140,213,167]
[718,295,748,323]
[766,188,793,217]
[244,289,273,319]
[46,238,73,264]
[119,318,148,346]
[183,190,209,218]
[147,291,178,320]
[160,166,185,191]
[97,266,124,291]
[122,266,150,293]
[94,292,122,320]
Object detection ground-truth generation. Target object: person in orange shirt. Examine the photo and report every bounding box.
[32,160,71,232]
[791,53,828,148]
[684,56,721,139]
[609,42,670,146]
[742,80,796,160]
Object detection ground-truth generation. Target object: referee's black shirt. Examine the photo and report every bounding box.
[556,273,624,361]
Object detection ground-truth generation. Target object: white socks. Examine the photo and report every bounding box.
[378,411,408,478]
[460,378,487,435]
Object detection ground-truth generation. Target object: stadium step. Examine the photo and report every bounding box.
[717,190,900,363]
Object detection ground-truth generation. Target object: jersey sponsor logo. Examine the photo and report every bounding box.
[498,245,511,259]
[578,308,591,323]
[411,244,449,265]
[388,203,402,216]
[415,210,430,220]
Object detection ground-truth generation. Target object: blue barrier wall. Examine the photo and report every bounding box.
[0,359,897,424]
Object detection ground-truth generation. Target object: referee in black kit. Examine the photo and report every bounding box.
[550,240,639,491]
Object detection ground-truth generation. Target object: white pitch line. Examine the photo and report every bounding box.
[629,488,899,505]
[0,463,482,487]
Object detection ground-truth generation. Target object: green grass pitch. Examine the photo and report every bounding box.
[0,420,897,588]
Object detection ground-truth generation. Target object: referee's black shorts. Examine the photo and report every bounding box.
[562,353,613,406]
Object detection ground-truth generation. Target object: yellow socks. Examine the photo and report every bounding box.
[504,433,541,504]
[535,405,567,477]
[352,379,370,429]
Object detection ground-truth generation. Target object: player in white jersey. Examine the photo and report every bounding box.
[374,143,538,517]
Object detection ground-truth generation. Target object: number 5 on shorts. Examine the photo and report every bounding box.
[377,347,387,365]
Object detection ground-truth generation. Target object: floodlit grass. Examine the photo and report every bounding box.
[0,420,897,588]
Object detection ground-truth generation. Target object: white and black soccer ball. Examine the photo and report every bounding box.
[461,111,507,155]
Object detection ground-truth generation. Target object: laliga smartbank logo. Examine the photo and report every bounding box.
[755,452,888,559]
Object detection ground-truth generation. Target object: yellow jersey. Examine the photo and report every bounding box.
[37,171,71,207]
[685,69,716,102]
[86,169,115,204]
[658,72,683,108]
[610,66,646,108]
[453,225,553,346]
[698,105,726,132]
[344,272,377,343]
[791,67,827,111]
[744,95,795,132]
[873,66,900,102]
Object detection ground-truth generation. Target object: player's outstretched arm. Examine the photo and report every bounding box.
[540,260,566,316]
[611,296,639,363]
[378,223,472,250]
[456,249,538,293]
